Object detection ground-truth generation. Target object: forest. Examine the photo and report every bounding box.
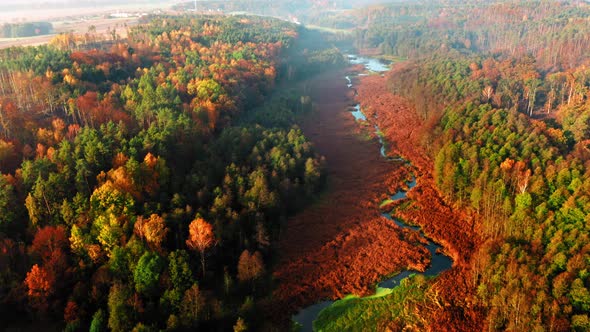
[307,0,590,331]
[2,0,590,331]
[0,15,345,331]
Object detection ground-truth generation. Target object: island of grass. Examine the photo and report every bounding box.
[313,275,437,332]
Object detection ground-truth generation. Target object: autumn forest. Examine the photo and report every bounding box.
[1,0,590,331]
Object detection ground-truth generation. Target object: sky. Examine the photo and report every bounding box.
[0,0,179,9]
[0,0,180,23]
[1,0,177,4]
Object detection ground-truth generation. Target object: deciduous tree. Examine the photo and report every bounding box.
[181,283,205,327]
[186,218,215,274]
[237,250,264,283]
[133,251,164,296]
[134,214,168,252]
[24,264,53,312]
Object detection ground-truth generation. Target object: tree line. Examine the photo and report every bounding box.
[1,22,53,38]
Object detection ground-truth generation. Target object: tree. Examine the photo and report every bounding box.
[131,323,155,332]
[168,250,193,292]
[30,225,68,263]
[108,283,133,332]
[482,86,494,101]
[90,181,134,218]
[180,283,205,327]
[245,169,277,211]
[0,139,16,171]
[186,218,215,274]
[0,175,16,233]
[134,214,168,252]
[95,213,123,255]
[237,250,264,283]
[89,309,106,332]
[24,264,53,312]
[69,225,87,257]
[63,300,79,323]
[570,278,590,312]
[160,288,182,316]
[255,222,269,249]
[234,317,248,332]
[133,251,165,296]
[109,246,130,279]
[304,157,321,196]
[572,315,590,331]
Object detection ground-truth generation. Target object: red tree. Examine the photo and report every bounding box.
[30,225,68,264]
[24,264,53,312]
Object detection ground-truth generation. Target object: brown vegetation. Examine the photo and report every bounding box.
[271,70,431,319]
[356,74,485,331]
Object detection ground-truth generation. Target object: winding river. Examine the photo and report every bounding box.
[292,55,453,331]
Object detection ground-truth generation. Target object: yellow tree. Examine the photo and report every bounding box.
[135,214,168,252]
[186,218,215,274]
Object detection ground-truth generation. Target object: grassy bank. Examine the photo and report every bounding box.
[313,275,436,331]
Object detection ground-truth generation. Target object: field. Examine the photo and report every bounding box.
[0,2,177,49]
[0,17,140,49]
[0,2,173,23]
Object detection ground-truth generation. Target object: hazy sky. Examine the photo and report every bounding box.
[0,0,179,7]
[0,0,180,23]
[2,0,177,3]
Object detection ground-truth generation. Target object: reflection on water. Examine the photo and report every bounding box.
[292,300,334,331]
[347,54,390,72]
[351,104,367,121]
[378,177,453,289]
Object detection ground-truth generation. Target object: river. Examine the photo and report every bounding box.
[291,54,453,332]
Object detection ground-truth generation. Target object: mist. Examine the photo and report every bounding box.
[0,0,180,24]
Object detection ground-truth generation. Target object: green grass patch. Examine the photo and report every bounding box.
[377,55,408,63]
[305,24,354,35]
[366,287,395,299]
[313,275,434,332]
[355,128,375,142]
[379,199,395,209]
[393,200,412,212]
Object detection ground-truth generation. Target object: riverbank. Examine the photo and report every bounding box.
[270,68,432,321]
[355,73,485,330]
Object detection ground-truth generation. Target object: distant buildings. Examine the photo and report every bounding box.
[110,12,147,18]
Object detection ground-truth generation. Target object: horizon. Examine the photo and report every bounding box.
[0,0,180,24]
